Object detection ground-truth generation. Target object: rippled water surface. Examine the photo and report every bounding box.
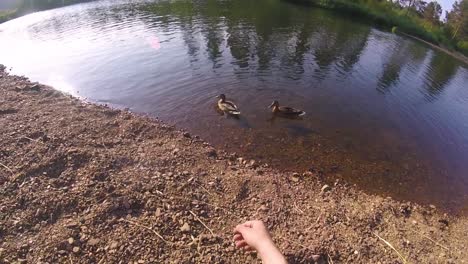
[1,0,468,213]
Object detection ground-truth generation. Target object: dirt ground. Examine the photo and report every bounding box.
[0,65,467,263]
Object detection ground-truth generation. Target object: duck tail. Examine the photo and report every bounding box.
[298,111,306,116]
[230,111,241,115]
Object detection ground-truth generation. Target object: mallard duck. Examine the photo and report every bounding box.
[268,100,305,116]
[217,94,240,115]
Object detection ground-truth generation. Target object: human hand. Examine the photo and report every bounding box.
[233,220,272,252]
[233,220,287,264]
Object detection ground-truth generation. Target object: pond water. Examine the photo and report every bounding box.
[1,0,467,214]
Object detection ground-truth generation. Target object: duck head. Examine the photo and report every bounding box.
[268,100,279,108]
[216,94,226,101]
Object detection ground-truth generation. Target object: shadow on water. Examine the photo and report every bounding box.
[1,0,468,214]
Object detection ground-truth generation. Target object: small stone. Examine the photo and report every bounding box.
[429,204,436,210]
[312,254,321,262]
[291,176,300,182]
[258,205,269,212]
[109,241,118,249]
[65,222,79,229]
[354,250,359,255]
[412,220,417,225]
[155,208,162,217]
[173,148,179,154]
[138,260,145,264]
[321,184,331,192]
[68,237,74,245]
[87,238,100,246]
[183,132,191,138]
[207,149,217,157]
[180,222,191,232]
[72,246,80,253]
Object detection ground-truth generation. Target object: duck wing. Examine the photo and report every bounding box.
[278,106,305,116]
[220,100,241,115]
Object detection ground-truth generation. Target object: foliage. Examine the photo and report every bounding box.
[286,0,468,55]
[0,0,93,23]
[0,9,17,23]
[18,0,90,11]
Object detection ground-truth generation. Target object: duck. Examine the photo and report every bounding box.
[268,100,305,117]
[216,94,241,115]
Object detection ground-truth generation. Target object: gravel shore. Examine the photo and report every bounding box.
[0,65,467,263]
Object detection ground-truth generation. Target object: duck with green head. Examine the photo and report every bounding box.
[268,100,305,117]
[216,94,241,115]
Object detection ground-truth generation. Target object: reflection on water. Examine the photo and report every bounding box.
[0,0,467,213]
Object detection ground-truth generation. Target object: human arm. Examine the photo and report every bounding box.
[233,220,287,264]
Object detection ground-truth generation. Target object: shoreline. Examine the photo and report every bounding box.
[398,31,468,66]
[1,66,467,263]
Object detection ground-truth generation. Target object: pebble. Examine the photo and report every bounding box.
[155,207,162,217]
[207,149,217,157]
[68,237,74,245]
[291,176,300,182]
[321,184,331,192]
[183,132,191,138]
[72,246,80,253]
[312,255,321,262]
[258,205,269,212]
[180,222,191,232]
[109,241,119,249]
[87,238,100,246]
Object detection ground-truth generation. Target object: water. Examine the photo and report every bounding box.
[1,0,467,214]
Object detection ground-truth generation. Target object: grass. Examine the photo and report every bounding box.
[0,9,18,24]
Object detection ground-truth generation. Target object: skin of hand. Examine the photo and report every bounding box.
[233,220,287,264]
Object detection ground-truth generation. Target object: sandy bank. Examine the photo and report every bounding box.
[0,65,467,263]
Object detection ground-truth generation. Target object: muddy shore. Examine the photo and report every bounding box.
[0,65,467,263]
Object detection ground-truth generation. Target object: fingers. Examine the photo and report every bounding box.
[243,220,259,228]
[233,234,243,241]
[235,220,262,233]
[243,245,254,251]
[235,239,248,248]
[234,223,249,234]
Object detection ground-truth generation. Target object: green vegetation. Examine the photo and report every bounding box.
[286,0,468,56]
[0,0,92,23]
[0,9,17,23]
